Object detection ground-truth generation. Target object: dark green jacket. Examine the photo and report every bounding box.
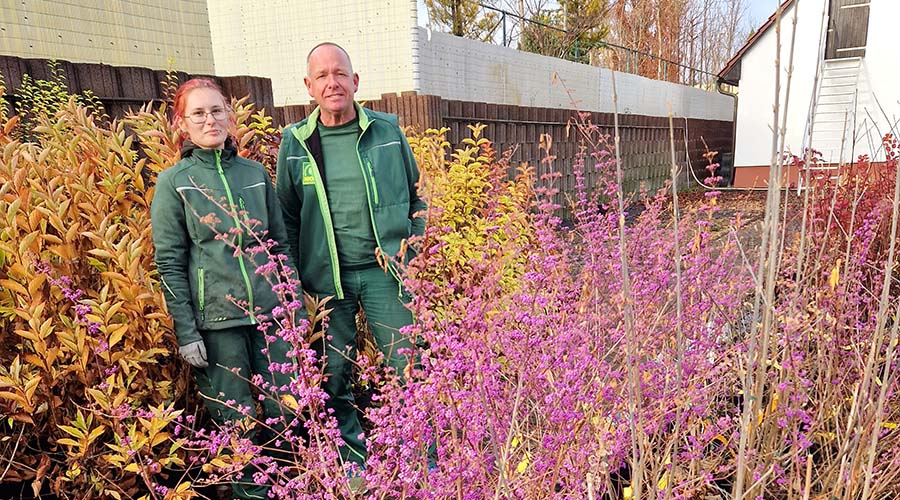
[275,104,427,300]
[151,140,290,346]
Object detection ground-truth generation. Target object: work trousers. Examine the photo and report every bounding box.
[197,323,295,499]
[313,265,415,467]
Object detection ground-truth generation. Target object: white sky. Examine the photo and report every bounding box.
[749,0,782,26]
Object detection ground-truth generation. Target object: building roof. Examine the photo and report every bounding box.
[717,0,796,86]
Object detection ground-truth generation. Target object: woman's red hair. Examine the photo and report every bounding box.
[171,78,234,151]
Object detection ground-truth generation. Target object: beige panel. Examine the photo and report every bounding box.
[0,0,214,74]
[207,0,418,106]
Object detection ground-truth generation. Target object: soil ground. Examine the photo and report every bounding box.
[674,187,804,252]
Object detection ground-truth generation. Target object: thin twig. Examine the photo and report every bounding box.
[662,109,686,500]
[813,110,852,268]
[492,352,528,500]
[610,67,643,499]
[734,0,797,496]
[801,454,813,500]
[795,0,830,276]
[0,425,24,481]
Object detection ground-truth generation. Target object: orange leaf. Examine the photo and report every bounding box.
[1,279,28,297]
[108,324,128,348]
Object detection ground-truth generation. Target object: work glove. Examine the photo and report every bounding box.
[179,340,209,368]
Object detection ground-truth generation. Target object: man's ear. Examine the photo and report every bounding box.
[304,77,313,98]
[352,73,359,93]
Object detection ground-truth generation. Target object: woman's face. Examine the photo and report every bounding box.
[178,87,230,150]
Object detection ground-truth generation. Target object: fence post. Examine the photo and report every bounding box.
[502,11,508,46]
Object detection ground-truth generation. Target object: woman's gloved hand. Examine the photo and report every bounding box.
[179,340,209,368]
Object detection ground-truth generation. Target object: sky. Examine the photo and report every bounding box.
[749,0,782,27]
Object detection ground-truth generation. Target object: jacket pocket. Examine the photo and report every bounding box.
[180,186,227,244]
[238,182,270,233]
[366,159,380,205]
[363,143,409,204]
[238,195,248,222]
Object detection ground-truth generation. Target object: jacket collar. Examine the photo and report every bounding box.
[180,137,238,166]
[295,102,371,141]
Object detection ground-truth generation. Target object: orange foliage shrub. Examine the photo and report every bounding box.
[0,77,281,497]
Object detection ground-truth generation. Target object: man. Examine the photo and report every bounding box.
[275,42,427,470]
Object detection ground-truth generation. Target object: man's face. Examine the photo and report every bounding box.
[305,45,359,117]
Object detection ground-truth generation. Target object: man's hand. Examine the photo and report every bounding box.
[179,340,208,368]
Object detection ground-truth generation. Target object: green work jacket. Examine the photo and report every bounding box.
[151,140,290,346]
[275,103,427,300]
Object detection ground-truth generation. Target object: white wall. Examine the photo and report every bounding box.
[734,0,900,167]
[206,1,730,119]
[859,0,900,159]
[207,0,418,107]
[0,0,215,74]
[414,28,733,121]
[735,0,900,167]
[733,0,826,168]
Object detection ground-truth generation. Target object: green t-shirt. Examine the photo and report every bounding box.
[319,118,377,268]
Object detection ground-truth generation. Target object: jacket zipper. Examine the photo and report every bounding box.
[294,139,344,300]
[215,150,256,322]
[237,196,254,227]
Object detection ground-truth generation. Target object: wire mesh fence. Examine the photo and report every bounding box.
[427,2,720,89]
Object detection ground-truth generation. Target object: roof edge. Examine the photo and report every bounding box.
[717,0,796,85]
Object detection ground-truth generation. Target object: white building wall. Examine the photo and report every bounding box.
[414,28,733,120]
[735,0,900,167]
[734,0,900,168]
[0,0,215,74]
[207,0,418,107]
[859,1,900,156]
[733,0,826,168]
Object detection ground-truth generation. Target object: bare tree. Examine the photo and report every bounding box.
[678,0,751,86]
[427,0,753,87]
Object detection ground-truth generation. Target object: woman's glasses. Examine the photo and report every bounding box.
[184,108,229,124]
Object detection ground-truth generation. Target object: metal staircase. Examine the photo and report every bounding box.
[809,57,864,169]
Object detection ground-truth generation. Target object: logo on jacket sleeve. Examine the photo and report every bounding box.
[302,161,315,185]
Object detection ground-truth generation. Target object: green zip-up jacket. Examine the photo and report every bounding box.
[275,103,427,299]
[151,139,290,346]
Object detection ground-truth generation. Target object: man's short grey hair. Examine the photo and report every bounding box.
[306,42,354,75]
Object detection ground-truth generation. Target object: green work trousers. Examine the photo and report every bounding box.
[197,323,295,499]
[313,265,415,467]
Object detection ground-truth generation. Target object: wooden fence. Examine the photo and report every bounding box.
[280,93,733,197]
[1,55,733,200]
[0,55,274,119]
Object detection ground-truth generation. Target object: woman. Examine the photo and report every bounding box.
[150,78,292,499]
